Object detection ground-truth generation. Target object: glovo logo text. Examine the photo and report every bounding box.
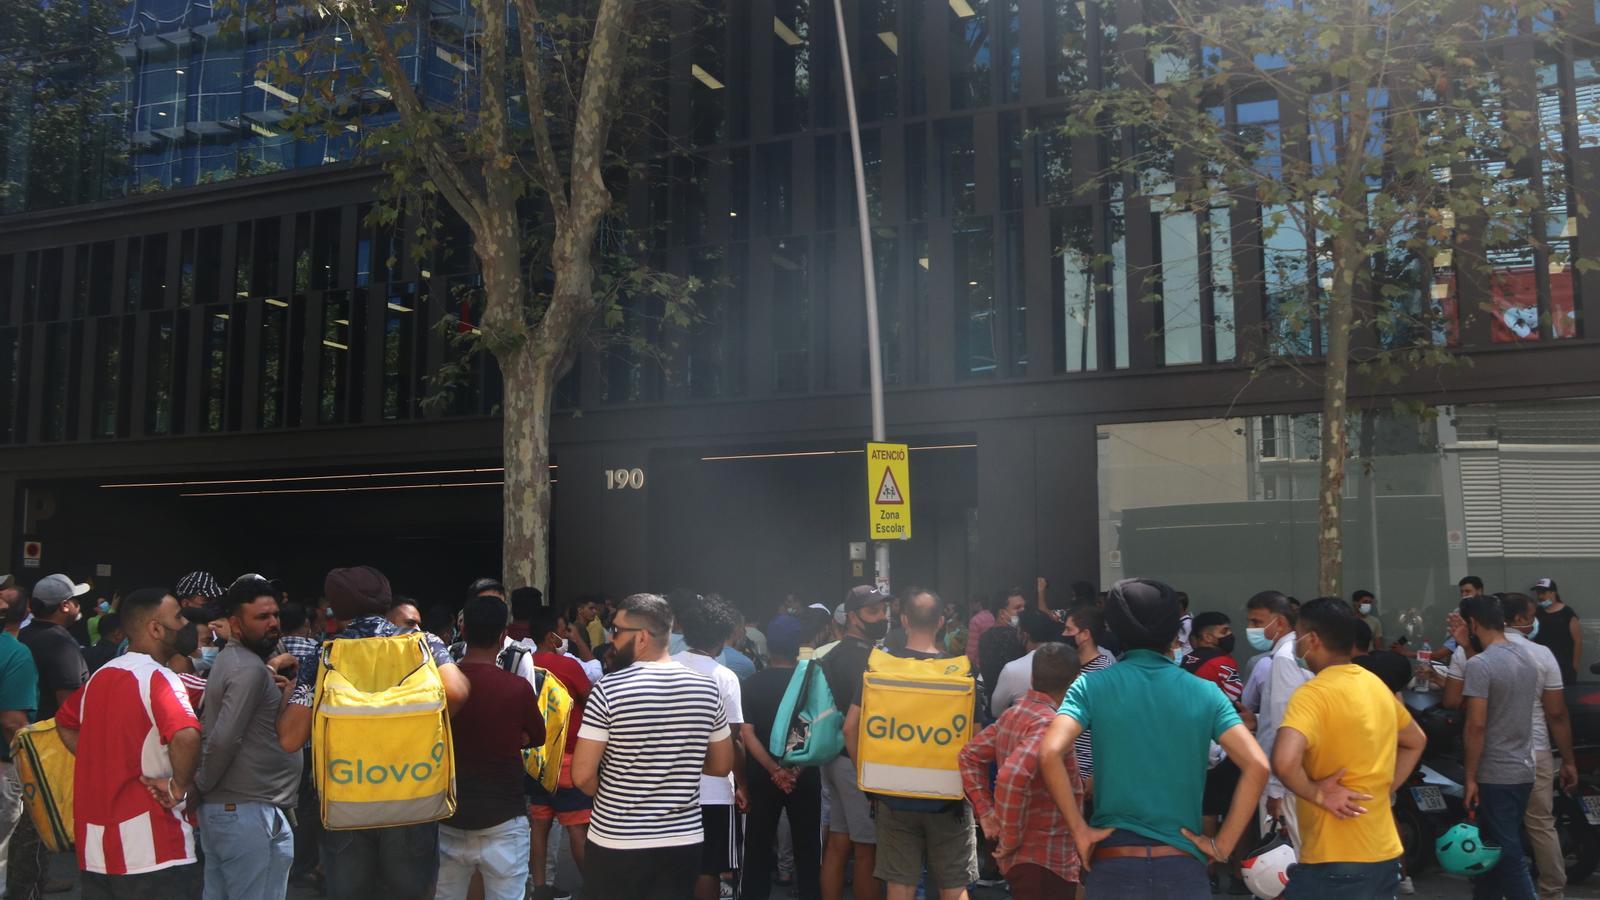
[328,741,445,786]
[864,713,968,746]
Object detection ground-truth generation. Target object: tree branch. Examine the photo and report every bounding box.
[345,3,488,234]
[511,0,572,229]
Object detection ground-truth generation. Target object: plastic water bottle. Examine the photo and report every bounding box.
[1416,639,1434,692]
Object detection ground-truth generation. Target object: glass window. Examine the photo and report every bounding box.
[760,143,793,235]
[1036,114,1072,205]
[773,0,812,133]
[954,217,996,378]
[382,286,418,420]
[260,296,291,429]
[72,246,91,319]
[904,0,926,115]
[771,237,811,392]
[313,207,342,289]
[201,304,231,432]
[0,256,12,322]
[691,3,729,147]
[319,291,355,423]
[689,248,745,399]
[676,155,711,246]
[0,328,19,444]
[999,112,1023,211]
[1158,211,1203,365]
[180,226,221,307]
[34,249,63,321]
[1263,204,1313,354]
[1045,0,1089,96]
[1054,206,1098,372]
[948,0,992,109]
[40,322,74,442]
[938,119,976,218]
[730,149,750,239]
[866,227,903,386]
[905,123,928,221]
[139,233,168,310]
[859,0,899,120]
[816,138,838,231]
[145,311,181,435]
[1004,213,1026,373]
[91,316,129,438]
[1109,202,1130,368]
[1211,206,1236,362]
[860,130,884,225]
[1000,0,1021,102]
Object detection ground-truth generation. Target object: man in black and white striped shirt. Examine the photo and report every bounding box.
[574,593,735,900]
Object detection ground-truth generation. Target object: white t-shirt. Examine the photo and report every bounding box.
[673,650,744,805]
[991,648,1036,714]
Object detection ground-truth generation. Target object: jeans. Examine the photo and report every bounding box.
[1283,858,1402,899]
[321,821,440,900]
[1475,782,1537,900]
[434,817,529,900]
[741,767,821,900]
[200,802,295,900]
[0,762,22,898]
[1083,855,1210,899]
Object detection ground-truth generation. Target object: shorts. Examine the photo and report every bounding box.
[820,754,875,844]
[700,804,744,875]
[528,755,594,827]
[1202,758,1241,817]
[872,801,978,890]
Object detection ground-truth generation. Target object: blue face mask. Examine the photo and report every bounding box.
[1172,648,1185,664]
[1517,619,1541,641]
[1246,627,1274,652]
[1538,599,1555,610]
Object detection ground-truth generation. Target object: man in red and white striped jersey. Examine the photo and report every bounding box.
[56,587,203,900]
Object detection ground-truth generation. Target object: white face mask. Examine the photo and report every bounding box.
[557,637,570,655]
[1359,603,1373,615]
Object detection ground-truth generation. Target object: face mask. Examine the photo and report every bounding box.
[201,646,219,663]
[1538,599,1555,610]
[862,619,890,642]
[1246,627,1273,652]
[98,601,111,614]
[557,637,570,655]
[1359,603,1372,615]
[1172,648,1185,664]
[1527,618,1540,640]
[1216,633,1236,655]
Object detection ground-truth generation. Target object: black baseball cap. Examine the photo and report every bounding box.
[844,584,889,612]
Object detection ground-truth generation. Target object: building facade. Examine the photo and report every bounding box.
[2,0,1599,641]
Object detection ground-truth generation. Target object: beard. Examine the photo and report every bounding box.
[604,642,636,674]
[240,628,281,659]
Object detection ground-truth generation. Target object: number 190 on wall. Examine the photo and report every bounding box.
[606,468,645,490]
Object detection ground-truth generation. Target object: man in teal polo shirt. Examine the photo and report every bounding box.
[0,586,41,893]
[1040,578,1269,899]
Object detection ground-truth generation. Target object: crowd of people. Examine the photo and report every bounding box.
[0,566,1584,900]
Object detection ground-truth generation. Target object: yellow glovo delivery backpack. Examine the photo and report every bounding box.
[855,649,974,801]
[522,667,572,793]
[12,719,75,852]
[312,634,456,830]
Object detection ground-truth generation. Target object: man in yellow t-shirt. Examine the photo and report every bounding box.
[1272,597,1428,898]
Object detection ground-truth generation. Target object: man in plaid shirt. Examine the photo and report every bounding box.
[958,643,1084,898]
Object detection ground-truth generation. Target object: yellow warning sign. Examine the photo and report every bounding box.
[866,442,912,541]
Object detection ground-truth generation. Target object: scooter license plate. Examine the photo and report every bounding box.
[1581,795,1600,826]
[1412,786,1447,813]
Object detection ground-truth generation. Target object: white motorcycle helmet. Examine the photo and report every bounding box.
[1240,822,1298,899]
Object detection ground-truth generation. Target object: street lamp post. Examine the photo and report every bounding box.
[830,0,892,591]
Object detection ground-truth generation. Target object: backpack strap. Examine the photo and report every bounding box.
[499,644,531,676]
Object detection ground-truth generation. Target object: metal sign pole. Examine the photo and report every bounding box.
[830,0,891,591]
